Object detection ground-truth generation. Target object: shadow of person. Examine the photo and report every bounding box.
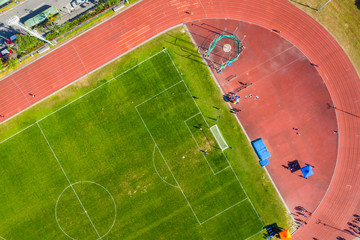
[356,0,360,10]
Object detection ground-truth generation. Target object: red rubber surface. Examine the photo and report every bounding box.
[0,0,359,239]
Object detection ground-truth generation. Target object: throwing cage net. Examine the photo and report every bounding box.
[202,34,243,73]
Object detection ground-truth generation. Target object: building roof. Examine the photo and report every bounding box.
[24,6,59,29]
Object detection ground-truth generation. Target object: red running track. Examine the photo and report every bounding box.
[0,0,359,239]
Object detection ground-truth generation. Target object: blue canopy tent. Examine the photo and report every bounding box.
[251,138,271,167]
[301,165,314,179]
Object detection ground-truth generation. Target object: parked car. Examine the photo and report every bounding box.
[1,48,13,56]
[1,48,13,65]
[71,0,88,8]
[6,33,19,44]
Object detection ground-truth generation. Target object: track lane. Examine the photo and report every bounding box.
[0,0,358,238]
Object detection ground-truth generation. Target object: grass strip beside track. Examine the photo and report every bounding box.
[290,0,360,75]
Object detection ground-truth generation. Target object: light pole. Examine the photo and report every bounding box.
[7,15,54,45]
[317,0,332,11]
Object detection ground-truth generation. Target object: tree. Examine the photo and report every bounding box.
[17,35,43,55]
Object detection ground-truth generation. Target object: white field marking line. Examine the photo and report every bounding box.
[55,181,117,240]
[0,122,36,145]
[137,89,245,225]
[36,123,102,239]
[152,144,179,188]
[183,112,201,123]
[0,236,7,240]
[244,229,265,240]
[184,119,216,175]
[200,198,247,225]
[0,50,166,146]
[135,80,183,108]
[163,49,209,128]
[135,107,201,224]
[221,150,264,227]
[213,166,230,175]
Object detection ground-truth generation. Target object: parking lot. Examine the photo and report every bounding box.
[0,0,98,49]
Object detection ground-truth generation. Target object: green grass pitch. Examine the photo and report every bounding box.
[0,27,291,239]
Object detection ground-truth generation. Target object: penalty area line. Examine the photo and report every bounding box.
[135,107,202,225]
[163,48,210,128]
[184,119,216,175]
[244,229,265,240]
[200,198,247,225]
[222,148,264,227]
[135,80,183,108]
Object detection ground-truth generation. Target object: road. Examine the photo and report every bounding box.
[0,0,97,48]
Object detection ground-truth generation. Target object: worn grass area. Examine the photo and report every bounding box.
[289,0,360,75]
[0,27,292,239]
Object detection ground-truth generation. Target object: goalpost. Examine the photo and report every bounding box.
[210,125,229,151]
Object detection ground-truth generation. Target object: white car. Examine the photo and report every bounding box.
[71,0,88,8]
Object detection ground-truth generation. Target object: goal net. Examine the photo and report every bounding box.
[205,34,242,73]
[210,125,229,151]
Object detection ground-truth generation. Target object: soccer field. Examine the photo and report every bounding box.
[0,28,291,239]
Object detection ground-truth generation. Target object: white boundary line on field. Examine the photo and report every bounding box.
[36,50,165,124]
[0,50,169,239]
[134,106,202,225]
[135,78,249,225]
[163,50,210,128]
[152,144,179,188]
[0,50,166,147]
[0,123,36,145]
[163,48,264,226]
[137,105,247,225]
[200,198,247,225]
[184,120,215,174]
[37,122,103,239]
[184,112,201,122]
[135,80,183,108]
[0,236,7,239]
[244,229,265,240]
[0,46,264,234]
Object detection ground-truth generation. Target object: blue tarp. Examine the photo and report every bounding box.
[259,159,269,167]
[251,138,271,161]
[301,165,314,178]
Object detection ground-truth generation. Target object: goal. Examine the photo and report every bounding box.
[210,125,228,151]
